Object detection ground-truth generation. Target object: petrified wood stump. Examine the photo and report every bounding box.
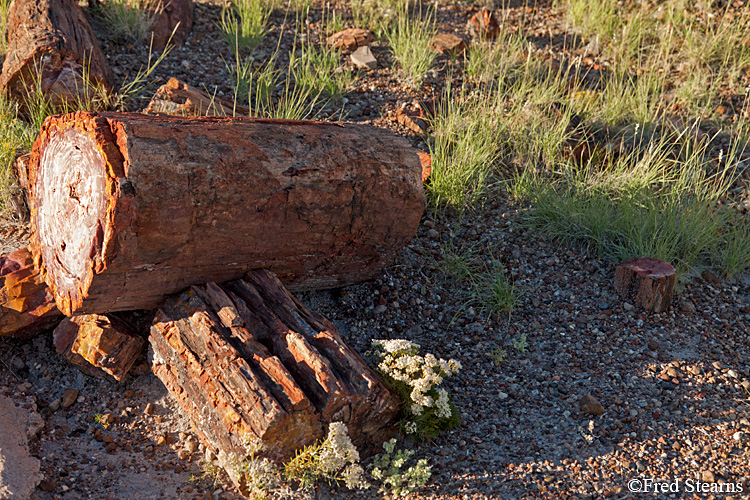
[614,257,676,313]
[28,112,425,315]
[0,247,62,338]
[53,314,145,381]
[0,0,113,110]
[150,270,399,492]
[144,77,248,117]
[147,0,194,51]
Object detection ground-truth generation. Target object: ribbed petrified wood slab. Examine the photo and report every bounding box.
[53,314,145,381]
[0,246,62,338]
[149,270,399,491]
[0,0,113,110]
[144,77,248,117]
[614,257,676,313]
[28,112,425,315]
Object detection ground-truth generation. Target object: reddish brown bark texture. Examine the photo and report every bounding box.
[150,270,398,492]
[614,257,676,313]
[53,314,145,381]
[144,77,247,117]
[147,0,194,51]
[1,247,62,338]
[0,0,113,109]
[28,112,425,315]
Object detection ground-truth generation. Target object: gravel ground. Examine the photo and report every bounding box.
[2,0,750,499]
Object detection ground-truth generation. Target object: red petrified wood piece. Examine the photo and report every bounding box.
[0,247,63,338]
[149,270,398,494]
[0,0,114,111]
[53,314,145,382]
[614,257,676,313]
[467,9,500,39]
[327,28,375,53]
[146,0,194,51]
[28,112,425,315]
[144,77,249,117]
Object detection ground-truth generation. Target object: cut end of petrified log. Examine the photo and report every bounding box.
[614,257,676,313]
[30,115,117,315]
[1,247,63,338]
[150,270,399,490]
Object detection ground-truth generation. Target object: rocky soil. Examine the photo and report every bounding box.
[1,0,750,499]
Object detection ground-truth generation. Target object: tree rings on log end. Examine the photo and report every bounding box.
[614,257,676,313]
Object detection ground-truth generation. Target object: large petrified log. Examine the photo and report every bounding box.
[1,247,62,338]
[614,257,675,313]
[0,0,114,110]
[53,313,145,381]
[28,112,425,315]
[150,270,399,492]
[144,77,248,117]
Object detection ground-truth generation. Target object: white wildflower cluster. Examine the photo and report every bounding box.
[284,422,370,491]
[236,456,280,500]
[371,339,461,425]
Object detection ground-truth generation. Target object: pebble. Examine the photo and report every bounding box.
[373,304,387,315]
[701,470,715,482]
[623,302,634,311]
[145,403,155,415]
[48,398,61,412]
[579,394,605,415]
[61,389,79,409]
[427,229,440,240]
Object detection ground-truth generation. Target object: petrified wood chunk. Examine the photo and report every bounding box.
[146,0,194,51]
[467,9,500,39]
[0,247,62,338]
[614,257,675,313]
[431,33,468,55]
[150,270,399,492]
[28,112,425,315]
[0,0,113,110]
[53,314,145,381]
[144,77,248,117]
[327,28,375,53]
[13,153,32,191]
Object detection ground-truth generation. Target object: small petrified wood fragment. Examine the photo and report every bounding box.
[29,112,425,314]
[614,257,675,313]
[431,33,468,55]
[0,0,113,110]
[467,9,500,39]
[327,28,375,53]
[0,247,62,338]
[13,153,32,191]
[144,77,248,117]
[53,314,145,381]
[150,271,398,492]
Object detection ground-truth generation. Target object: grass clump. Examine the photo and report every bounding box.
[387,6,437,89]
[290,43,353,103]
[95,0,164,43]
[219,0,274,53]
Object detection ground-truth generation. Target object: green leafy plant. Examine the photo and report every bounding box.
[490,347,507,366]
[512,333,528,354]
[370,438,431,497]
[370,339,461,441]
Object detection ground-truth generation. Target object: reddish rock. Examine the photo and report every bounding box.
[467,9,500,39]
[12,153,31,190]
[614,257,675,313]
[417,150,432,183]
[144,77,248,117]
[396,106,428,134]
[327,28,375,53]
[0,247,62,339]
[146,0,193,51]
[579,394,604,416]
[431,33,468,55]
[53,314,145,382]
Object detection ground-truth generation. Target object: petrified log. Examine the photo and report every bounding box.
[614,257,675,313]
[147,0,194,51]
[1,247,62,338]
[53,314,145,381]
[144,77,248,117]
[150,270,398,492]
[29,112,425,315]
[13,153,32,191]
[0,0,114,110]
